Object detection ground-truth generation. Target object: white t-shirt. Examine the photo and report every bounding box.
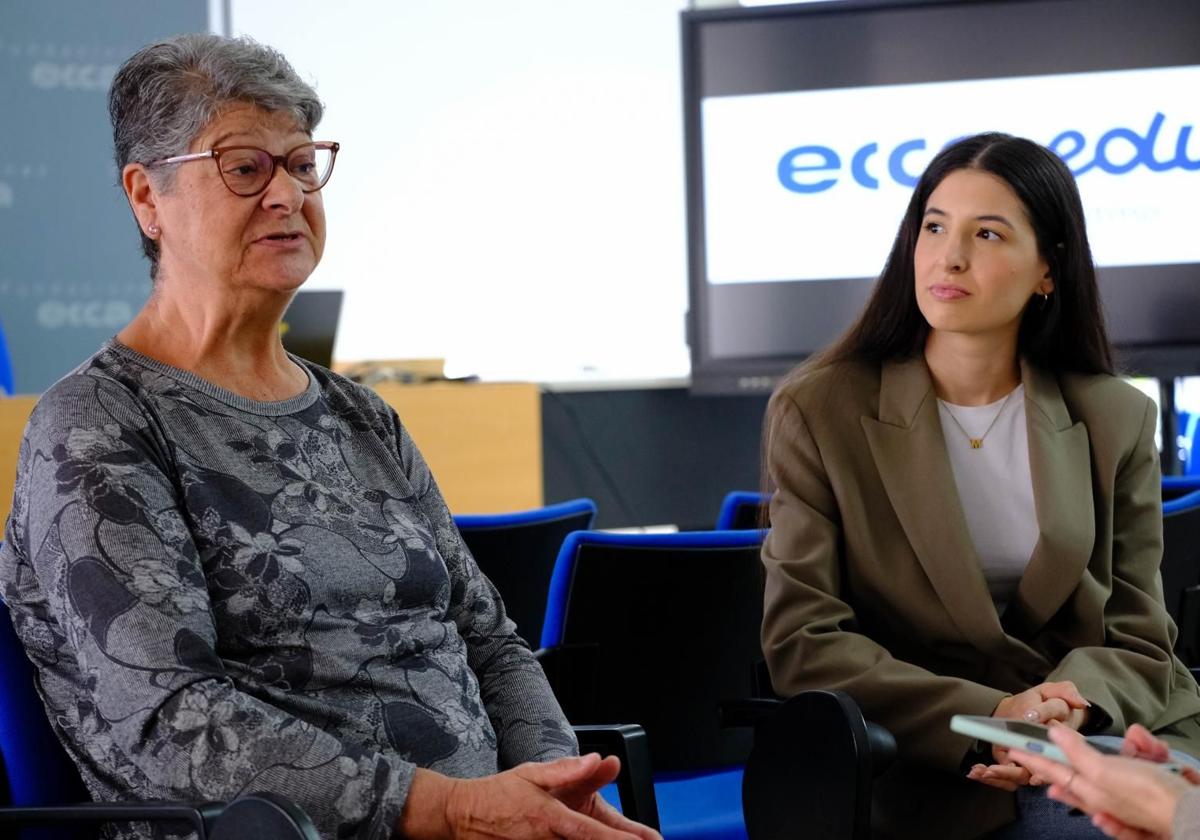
[937,384,1039,613]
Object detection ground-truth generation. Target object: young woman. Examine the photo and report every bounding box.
[760,133,1200,839]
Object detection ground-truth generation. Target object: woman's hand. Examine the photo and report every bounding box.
[399,754,663,840]
[994,681,1091,732]
[1009,725,1197,839]
[1119,724,1172,762]
[538,754,661,840]
[967,681,1091,790]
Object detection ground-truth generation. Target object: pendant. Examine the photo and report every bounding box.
[970,439,983,449]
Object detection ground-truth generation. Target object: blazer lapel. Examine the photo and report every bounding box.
[1002,361,1095,639]
[861,357,1006,651]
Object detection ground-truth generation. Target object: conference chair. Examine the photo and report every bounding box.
[0,319,13,396]
[537,529,766,840]
[0,591,320,840]
[454,498,597,647]
[536,529,892,840]
[1160,490,1200,666]
[0,551,656,839]
[714,492,770,531]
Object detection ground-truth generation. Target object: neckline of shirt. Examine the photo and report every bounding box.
[937,383,1025,414]
[103,337,321,417]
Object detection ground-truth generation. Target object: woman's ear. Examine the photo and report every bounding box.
[1039,269,1056,297]
[123,163,159,237]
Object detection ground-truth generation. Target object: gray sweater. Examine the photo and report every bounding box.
[1178,788,1200,839]
[0,340,576,839]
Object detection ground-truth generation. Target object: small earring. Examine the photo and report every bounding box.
[1042,292,1049,302]
[147,223,160,237]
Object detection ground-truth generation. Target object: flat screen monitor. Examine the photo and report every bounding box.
[281,290,343,369]
[683,0,1200,394]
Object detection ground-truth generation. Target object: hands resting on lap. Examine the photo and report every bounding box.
[400,753,663,840]
[967,680,1091,792]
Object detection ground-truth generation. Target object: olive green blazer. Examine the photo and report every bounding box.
[761,356,1200,840]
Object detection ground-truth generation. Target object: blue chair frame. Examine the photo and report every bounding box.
[0,318,13,396]
[454,498,597,531]
[1178,411,1199,476]
[714,492,770,531]
[1164,488,1200,516]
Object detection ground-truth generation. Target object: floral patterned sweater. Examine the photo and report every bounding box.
[0,340,577,839]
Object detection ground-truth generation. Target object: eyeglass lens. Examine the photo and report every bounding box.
[219,145,334,196]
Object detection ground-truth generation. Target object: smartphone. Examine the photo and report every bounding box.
[949,715,1185,773]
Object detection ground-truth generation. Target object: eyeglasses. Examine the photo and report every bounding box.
[146,141,340,197]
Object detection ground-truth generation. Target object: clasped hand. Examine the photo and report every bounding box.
[400,753,663,840]
[967,680,1091,791]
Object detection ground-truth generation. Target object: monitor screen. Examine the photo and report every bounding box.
[281,290,343,369]
[683,0,1200,394]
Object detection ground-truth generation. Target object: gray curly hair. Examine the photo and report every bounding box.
[108,33,324,279]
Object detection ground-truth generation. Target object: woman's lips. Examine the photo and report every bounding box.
[930,284,970,300]
[253,234,306,249]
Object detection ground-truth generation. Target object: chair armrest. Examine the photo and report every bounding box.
[864,721,897,776]
[719,698,781,728]
[0,800,223,834]
[0,793,320,840]
[573,724,660,832]
[210,793,321,840]
[742,689,894,840]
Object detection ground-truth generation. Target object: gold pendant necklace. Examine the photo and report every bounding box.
[941,388,1017,450]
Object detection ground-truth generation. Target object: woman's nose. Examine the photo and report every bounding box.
[260,164,304,212]
[941,238,968,272]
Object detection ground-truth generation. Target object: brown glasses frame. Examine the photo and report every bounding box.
[146,141,340,197]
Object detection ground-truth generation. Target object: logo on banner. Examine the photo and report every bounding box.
[37,300,133,329]
[30,62,117,92]
[777,113,1200,194]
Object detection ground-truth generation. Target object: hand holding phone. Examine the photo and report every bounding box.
[950,715,1186,774]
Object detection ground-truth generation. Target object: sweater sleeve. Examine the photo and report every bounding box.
[761,392,1006,771]
[0,376,412,840]
[1175,787,1200,840]
[389,411,578,768]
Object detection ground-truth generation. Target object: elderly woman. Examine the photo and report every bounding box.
[0,34,656,840]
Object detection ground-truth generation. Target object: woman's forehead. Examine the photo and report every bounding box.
[193,104,308,149]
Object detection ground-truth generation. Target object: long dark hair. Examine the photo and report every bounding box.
[807,132,1114,376]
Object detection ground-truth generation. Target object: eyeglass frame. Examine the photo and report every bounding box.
[145,141,341,197]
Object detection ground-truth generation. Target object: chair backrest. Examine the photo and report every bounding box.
[1164,477,1200,505]
[0,599,91,809]
[1182,412,1199,476]
[0,594,96,840]
[1165,489,1200,518]
[0,319,13,396]
[715,491,770,531]
[1160,498,1200,664]
[454,499,596,647]
[541,530,767,772]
